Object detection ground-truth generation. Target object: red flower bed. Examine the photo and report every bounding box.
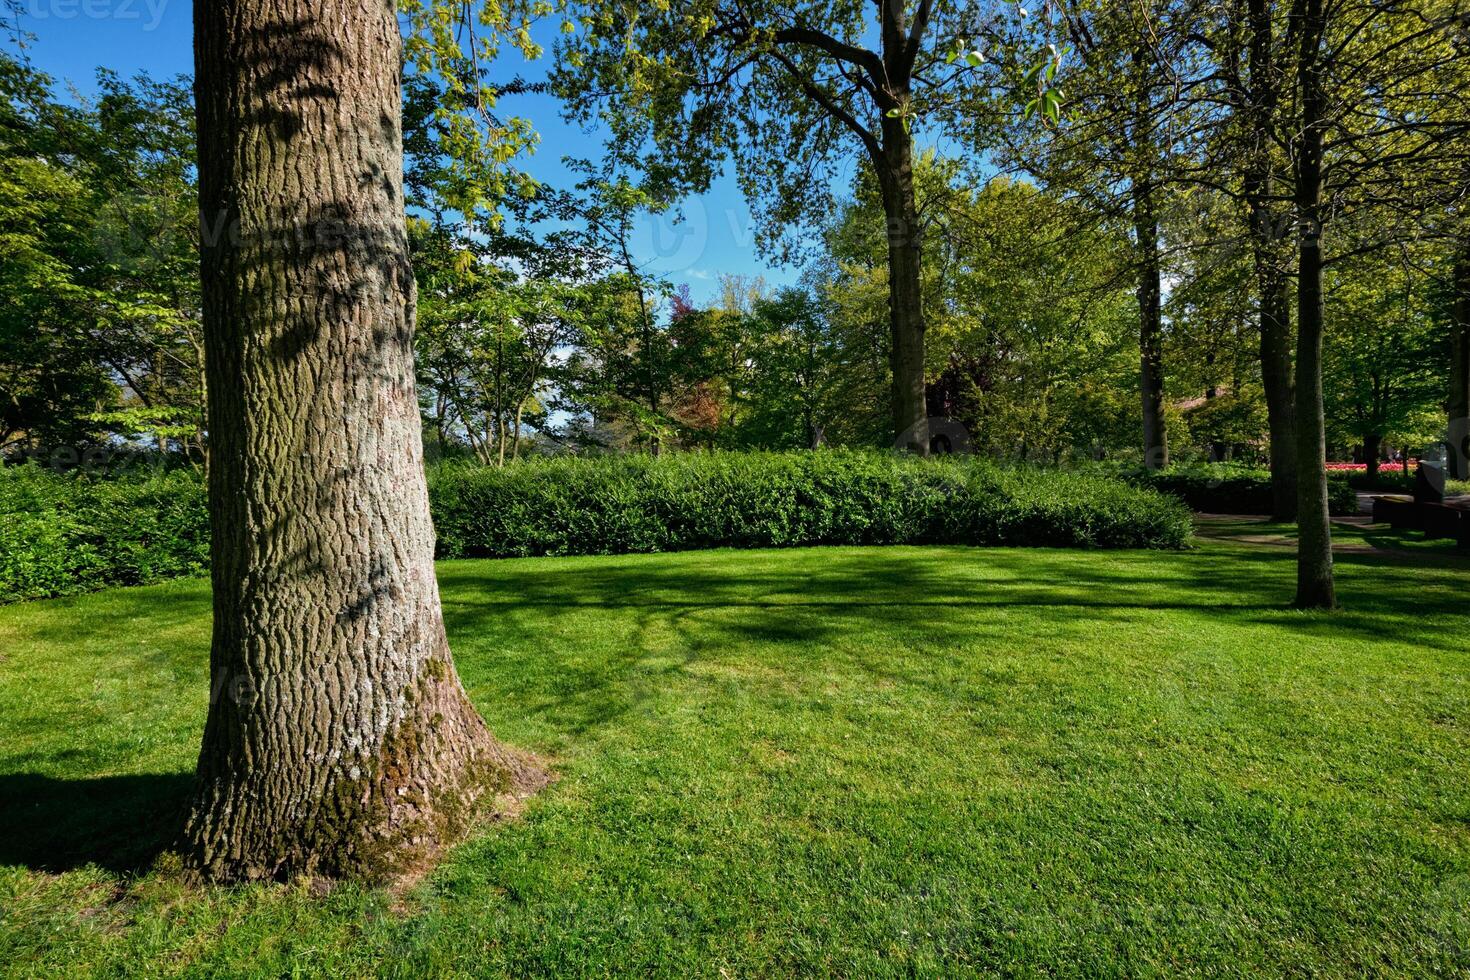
[1324,460,1415,473]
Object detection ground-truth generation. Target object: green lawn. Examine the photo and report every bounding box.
[2,535,1469,977]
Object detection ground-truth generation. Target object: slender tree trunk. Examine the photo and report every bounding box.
[513,401,524,461]
[1364,434,1382,482]
[1450,242,1469,481]
[880,120,928,455]
[1129,44,1168,472]
[1134,178,1168,471]
[1292,0,1336,610]
[183,0,544,883]
[1243,0,1298,520]
[1259,274,1298,517]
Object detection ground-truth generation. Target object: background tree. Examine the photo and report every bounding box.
[1323,249,1445,479]
[0,50,113,453]
[414,227,583,465]
[1283,0,1467,608]
[820,160,1137,461]
[996,0,1210,469]
[742,286,844,449]
[551,0,1061,453]
[0,47,203,458]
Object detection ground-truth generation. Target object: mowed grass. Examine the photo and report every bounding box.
[2,536,1470,977]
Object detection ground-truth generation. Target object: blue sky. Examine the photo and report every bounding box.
[8,0,805,305]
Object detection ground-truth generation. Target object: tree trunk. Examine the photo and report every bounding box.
[1292,0,1336,610]
[1450,242,1469,481]
[1244,0,1298,520]
[1260,274,1298,517]
[1364,433,1382,482]
[880,120,928,455]
[183,0,544,883]
[1134,178,1168,471]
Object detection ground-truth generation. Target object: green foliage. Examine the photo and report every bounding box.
[0,464,208,603]
[0,49,202,456]
[819,166,1139,460]
[428,451,1192,558]
[1127,465,1359,517]
[1323,247,1447,454]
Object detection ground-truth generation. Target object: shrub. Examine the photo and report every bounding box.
[1124,465,1358,517]
[0,464,209,603]
[427,452,1193,558]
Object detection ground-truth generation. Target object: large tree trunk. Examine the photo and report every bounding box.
[1292,0,1336,610]
[1450,242,1469,481]
[183,0,544,883]
[880,122,929,455]
[1134,177,1168,470]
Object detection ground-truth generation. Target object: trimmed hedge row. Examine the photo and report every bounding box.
[0,465,209,603]
[427,452,1193,558]
[1,452,1193,604]
[1125,466,1359,517]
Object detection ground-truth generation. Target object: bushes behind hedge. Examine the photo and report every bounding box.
[427,452,1192,558]
[1,452,1192,603]
[0,464,209,603]
[1125,466,1359,517]
[1343,471,1470,496]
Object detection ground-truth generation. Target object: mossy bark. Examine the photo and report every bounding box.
[181,0,545,883]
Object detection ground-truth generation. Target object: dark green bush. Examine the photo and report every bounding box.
[0,464,210,603]
[1125,466,1358,517]
[1,452,1191,603]
[427,452,1193,559]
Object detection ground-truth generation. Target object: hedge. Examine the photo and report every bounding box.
[1125,466,1359,517]
[1,452,1193,604]
[427,452,1192,558]
[0,464,209,603]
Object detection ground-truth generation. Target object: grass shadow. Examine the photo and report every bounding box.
[0,773,191,875]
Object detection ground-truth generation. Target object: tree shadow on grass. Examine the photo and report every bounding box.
[0,772,191,875]
[442,544,1470,742]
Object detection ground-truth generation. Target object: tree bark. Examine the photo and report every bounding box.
[1134,177,1168,471]
[880,118,928,455]
[1292,0,1336,610]
[183,0,544,883]
[1450,242,1469,481]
